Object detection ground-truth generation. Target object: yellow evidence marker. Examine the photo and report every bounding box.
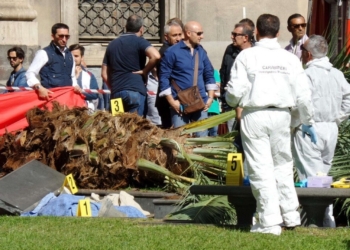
[111,98,124,116]
[331,177,350,188]
[62,173,78,194]
[226,153,244,186]
[77,199,92,217]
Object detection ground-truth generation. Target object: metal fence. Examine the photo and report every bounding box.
[78,0,160,42]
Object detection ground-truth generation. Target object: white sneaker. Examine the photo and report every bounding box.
[250,222,282,236]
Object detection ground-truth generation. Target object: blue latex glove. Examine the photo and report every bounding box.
[301,124,317,144]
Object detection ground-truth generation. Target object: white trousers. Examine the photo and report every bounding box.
[241,108,300,227]
[292,122,338,180]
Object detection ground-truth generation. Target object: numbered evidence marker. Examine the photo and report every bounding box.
[77,199,92,217]
[226,153,244,186]
[110,98,124,116]
[62,173,78,194]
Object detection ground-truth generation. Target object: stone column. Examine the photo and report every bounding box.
[164,0,185,22]
[60,0,79,45]
[0,0,38,85]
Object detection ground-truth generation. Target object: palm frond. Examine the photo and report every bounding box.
[192,148,230,156]
[166,195,236,225]
[136,158,195,183]
[182,110,235,135]
[176,153,226,169]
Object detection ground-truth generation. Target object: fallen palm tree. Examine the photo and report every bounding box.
[0,102,236,191]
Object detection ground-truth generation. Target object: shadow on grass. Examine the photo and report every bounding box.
[345,240,350,249]
[139,218,251,232]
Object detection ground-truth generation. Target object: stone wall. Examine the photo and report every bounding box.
[0,0,39,85]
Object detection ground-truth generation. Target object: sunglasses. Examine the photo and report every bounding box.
[290,23,307,29]
[231,32,246,37]
[57,34,71,39]
[189,31,204,36]
[7,56,18,61]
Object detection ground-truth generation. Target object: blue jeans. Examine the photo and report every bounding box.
[170,109,208,137]
[112,90,146,117]
[208,112,218,136]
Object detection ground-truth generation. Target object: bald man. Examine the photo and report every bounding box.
[159,21,217,137]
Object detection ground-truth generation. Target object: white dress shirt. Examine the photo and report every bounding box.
[26,46,77,87]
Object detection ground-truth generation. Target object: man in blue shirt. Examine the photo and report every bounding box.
[159,21,217,137]
[5,47,28,92]
[102,15,160,117]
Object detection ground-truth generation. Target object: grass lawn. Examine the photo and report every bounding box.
[0,217,349,250]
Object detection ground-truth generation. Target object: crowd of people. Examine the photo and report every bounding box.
[2,12,350,235]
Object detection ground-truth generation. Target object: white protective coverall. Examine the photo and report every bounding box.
[291,56,350,227]
[226,38,314,233]
[292,56,350,179]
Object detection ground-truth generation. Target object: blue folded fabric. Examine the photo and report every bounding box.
[22,193,56,216]
[21,193,146,218]
[115,206,146,218]
[21,193,100,217]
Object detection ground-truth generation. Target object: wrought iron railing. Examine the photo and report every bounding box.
[78,0,160,42]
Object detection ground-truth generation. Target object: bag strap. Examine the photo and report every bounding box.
[171,50,199,91]
[171,79,181,92]
[193,51,199,86]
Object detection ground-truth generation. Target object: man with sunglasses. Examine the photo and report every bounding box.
[224,22,254,176]
[26,23,78,100]
[226,14,316,235]
[219,19,255,133]
[285,13,308,60]
[159,21,217,137]
[5,46,29,92]
[292,35,350,227]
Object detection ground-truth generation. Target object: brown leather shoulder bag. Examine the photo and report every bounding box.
[171,52,205,114]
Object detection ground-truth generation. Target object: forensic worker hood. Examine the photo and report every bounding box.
[306,56,333,71]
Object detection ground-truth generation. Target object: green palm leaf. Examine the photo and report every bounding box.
[166,195,236,225]
[182,110,235,135]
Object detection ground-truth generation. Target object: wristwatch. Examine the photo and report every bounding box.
[33,84,41,90]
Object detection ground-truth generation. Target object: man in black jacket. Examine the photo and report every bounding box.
[219,18,255,132]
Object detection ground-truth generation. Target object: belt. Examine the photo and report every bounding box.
[267,106,291,111]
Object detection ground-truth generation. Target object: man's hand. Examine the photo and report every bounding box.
[74,85,83,94]
[75,65,82,78]
[235,107,243,122]
[170,99,181,115]
[132,70,148,84]
[204,97,213,111]
[35,85,53,100]
[165,94,181,115]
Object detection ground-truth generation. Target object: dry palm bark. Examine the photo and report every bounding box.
[0,103,189,189]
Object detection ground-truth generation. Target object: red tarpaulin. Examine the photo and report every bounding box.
[0,87,86,135]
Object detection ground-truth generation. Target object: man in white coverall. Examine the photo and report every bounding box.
[292,35,350,227]
[225,14,316,235]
